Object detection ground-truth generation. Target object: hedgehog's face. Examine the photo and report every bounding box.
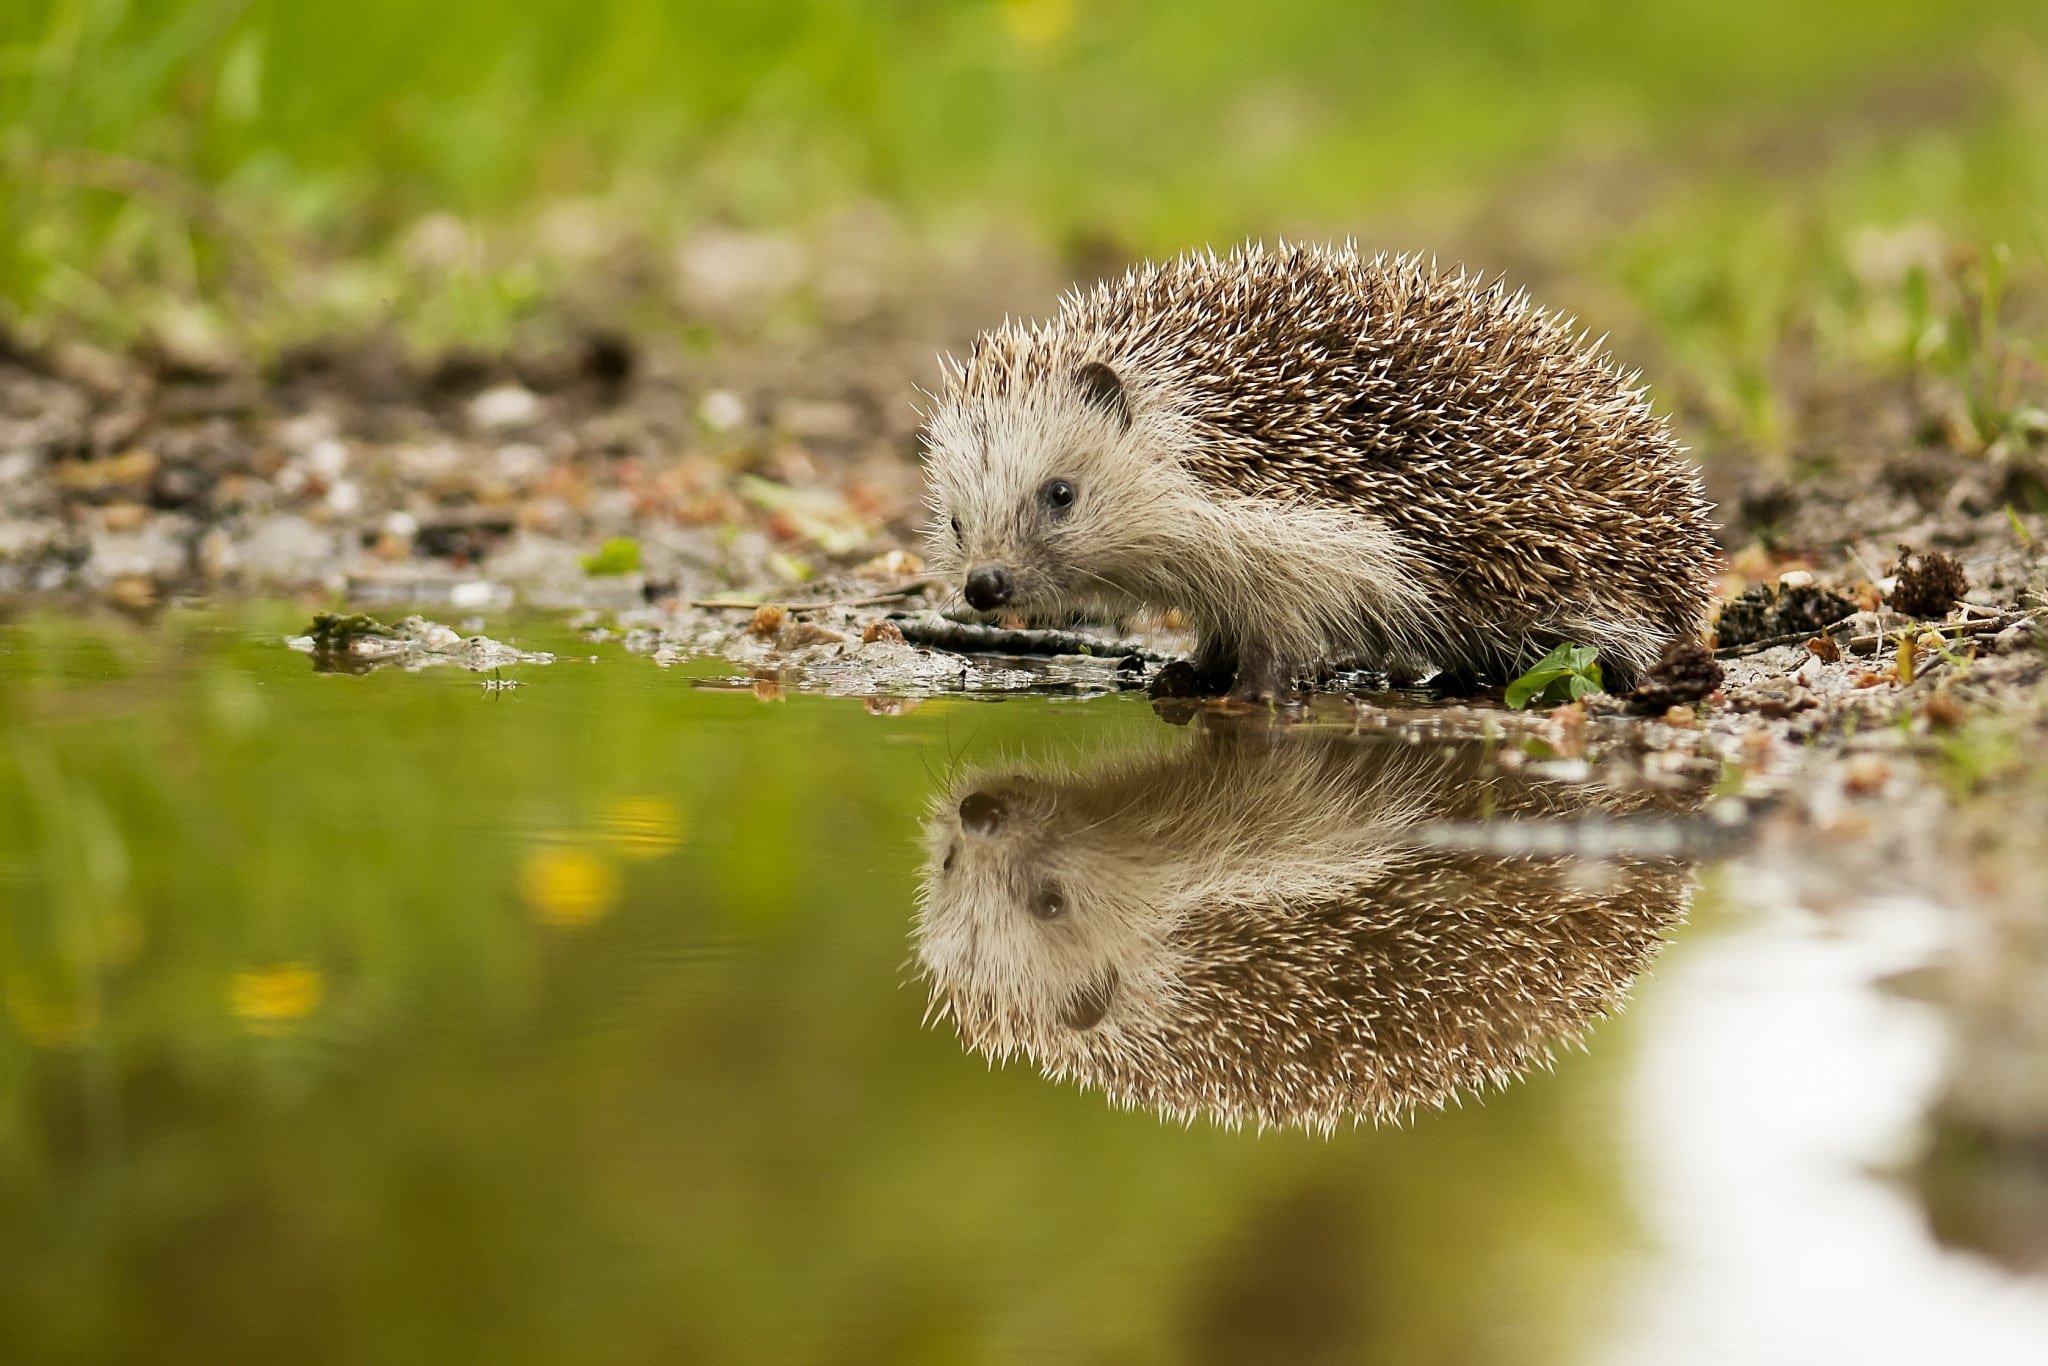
[916,770,1179,1050]
[923,357,1184,619]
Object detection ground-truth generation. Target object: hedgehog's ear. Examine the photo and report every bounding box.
[1074,361,1131,431]
[1060,967,1119,1032]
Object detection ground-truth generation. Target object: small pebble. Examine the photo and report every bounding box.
[700,389,748,433]
[101,502,149,532]
[104,574,157,611]
[305,438,350,479]
[784,622,851,646]
[1542,701,1588,758]
[1920,692,1967,731]
[862,620,906,645]
[855,548,924,578]
[1740,729,1775,769]
[469,385,541,430]
[1843,753,1891,796]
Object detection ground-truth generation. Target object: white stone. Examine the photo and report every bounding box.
[0,518,60,558]
[0,451,36,485]
[277,410,338,453]
[305,437,350,479]
[86,523,190,583]
[699,389,748,433]
[396,441,467,483]
[469,385,541,431]
[493,442,548,482]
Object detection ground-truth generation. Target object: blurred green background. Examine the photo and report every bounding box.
[7,0,2044,240]
[3,0,2044,452]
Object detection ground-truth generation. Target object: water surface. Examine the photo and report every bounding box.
[1,606,2041,1365]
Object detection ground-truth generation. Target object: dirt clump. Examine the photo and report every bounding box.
[1627,638,1725,712]
[1713,581,1858,649]
[1890,544,1970,618]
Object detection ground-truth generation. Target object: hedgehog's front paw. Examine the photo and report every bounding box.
[1426,665,1490,699]
[1149,655,1236,700]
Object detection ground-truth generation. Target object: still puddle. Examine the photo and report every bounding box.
[0,605,2043,1364]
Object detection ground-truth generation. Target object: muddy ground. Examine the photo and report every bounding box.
[3,271,2047,1274]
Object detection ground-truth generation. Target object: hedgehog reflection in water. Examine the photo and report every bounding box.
[914,728,1698,1132]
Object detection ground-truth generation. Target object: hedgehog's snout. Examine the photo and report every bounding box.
[958,791,1006,837]
[964,564,1012,611]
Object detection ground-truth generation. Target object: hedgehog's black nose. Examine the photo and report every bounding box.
[964,564,1012,611]
[958,791,1005,837]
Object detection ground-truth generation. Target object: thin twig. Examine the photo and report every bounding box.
[895,616,1165,662]
[688,579,941,613]
[1842,611,2035,655]
[1715,608,2038,660]
[1714,623,1864,659]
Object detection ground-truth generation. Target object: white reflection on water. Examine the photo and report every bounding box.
[1606,894,2048,1366]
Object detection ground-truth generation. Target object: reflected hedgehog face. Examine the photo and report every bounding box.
[916,775,1151,1045]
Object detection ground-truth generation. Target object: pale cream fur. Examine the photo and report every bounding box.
[923,369,1439,686]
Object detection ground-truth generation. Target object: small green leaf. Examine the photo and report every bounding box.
[580,537,642,576]
[1504,643,1605,710]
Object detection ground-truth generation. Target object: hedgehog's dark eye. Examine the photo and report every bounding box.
[942,844,958,873]
[949,515,961,542]
[1030,885,1067,921]
[1040,479,1076,516]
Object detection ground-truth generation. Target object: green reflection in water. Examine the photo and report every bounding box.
[1,606,1641,1366]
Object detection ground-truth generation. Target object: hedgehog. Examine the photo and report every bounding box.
[921,242,1719,698]
[913,725,1696,1131]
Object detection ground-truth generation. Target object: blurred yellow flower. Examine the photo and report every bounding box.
[522,844,620,927]
[1001,0,1075,51]
[5,973,98,1048]
[230,963,324,1034]
[600,796,684,860]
